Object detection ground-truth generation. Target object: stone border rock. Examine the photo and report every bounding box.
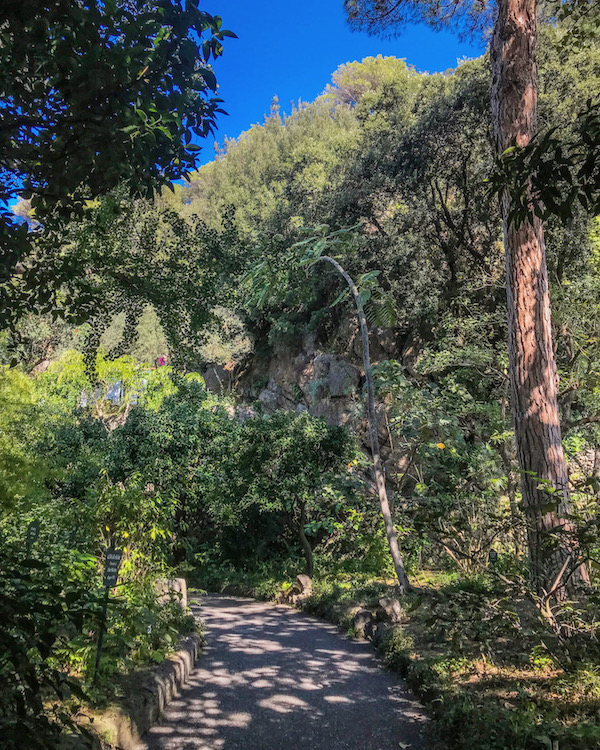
[298,590,407,648]
[77,633,200,750]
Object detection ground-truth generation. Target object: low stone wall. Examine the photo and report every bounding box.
[77,633,200,750]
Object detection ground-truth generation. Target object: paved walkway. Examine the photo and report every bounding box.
[143,595,428,750]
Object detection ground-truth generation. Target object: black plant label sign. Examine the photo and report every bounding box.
[103,548,123,588]
[26,520,40,553]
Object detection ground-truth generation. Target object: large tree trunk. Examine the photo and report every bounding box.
[499,380,523,558]
[318,255,411,593]
[490,0,585,594]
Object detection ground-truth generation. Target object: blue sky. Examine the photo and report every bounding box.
[200,0,486,164]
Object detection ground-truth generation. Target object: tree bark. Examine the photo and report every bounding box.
[318,255,411,593]
[290,504,313,578]
[490,0,586,593]
[296,521,314,579]
[499,380,523,558]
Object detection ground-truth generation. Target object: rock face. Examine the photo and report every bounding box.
[251,347,362,427]
[312,354,361,399]
[203,325,422,474]
[235,333,366,437]
[202,364,229,394]
[257,377,296,412]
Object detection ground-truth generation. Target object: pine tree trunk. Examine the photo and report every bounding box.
[490,0,585,594]
[319,255,411,593]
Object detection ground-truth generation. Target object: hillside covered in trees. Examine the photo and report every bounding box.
[3,2,600,748]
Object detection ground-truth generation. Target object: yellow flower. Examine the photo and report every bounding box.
[436,442,445,450]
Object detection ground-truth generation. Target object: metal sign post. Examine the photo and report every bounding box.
[93,548,123,685]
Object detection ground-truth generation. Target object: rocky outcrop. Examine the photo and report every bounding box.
[249,346,362,428]
[257,377,297,412]
[242,340,404,475]
[203,325,423,477]
[235,333,365,432]
[311,354,361,399]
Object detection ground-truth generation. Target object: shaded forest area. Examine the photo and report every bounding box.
[3,2,600,748]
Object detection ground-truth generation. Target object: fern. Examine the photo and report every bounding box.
[365,291,397,327]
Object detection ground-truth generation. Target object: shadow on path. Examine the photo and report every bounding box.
[143,595,428,750]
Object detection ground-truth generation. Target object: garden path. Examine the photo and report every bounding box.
[143,594,428,750]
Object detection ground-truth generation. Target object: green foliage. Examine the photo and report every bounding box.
[102,305,169,367]
[1,0,234,300]
[3,13,600,748]
[0,313,77,370]
[492,98,600,226]
[234,410,354,515]
[5,192,242,373]
[179,95,361,235]
[493,18,600,227]
[0,367,49,509]
[198,306,253,370]
[373,356,519,572]
[0,545,98,749]
[0,357,206,743]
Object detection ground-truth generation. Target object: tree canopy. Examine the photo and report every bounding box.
[0,0,234,286]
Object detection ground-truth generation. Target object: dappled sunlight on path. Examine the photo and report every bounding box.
[143,595,428,750]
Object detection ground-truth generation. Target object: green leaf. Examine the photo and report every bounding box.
[330,288,350,307]
[358,288,371,306]
[199,68,217,90]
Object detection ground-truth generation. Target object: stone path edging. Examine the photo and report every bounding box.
[78,633,200,750]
